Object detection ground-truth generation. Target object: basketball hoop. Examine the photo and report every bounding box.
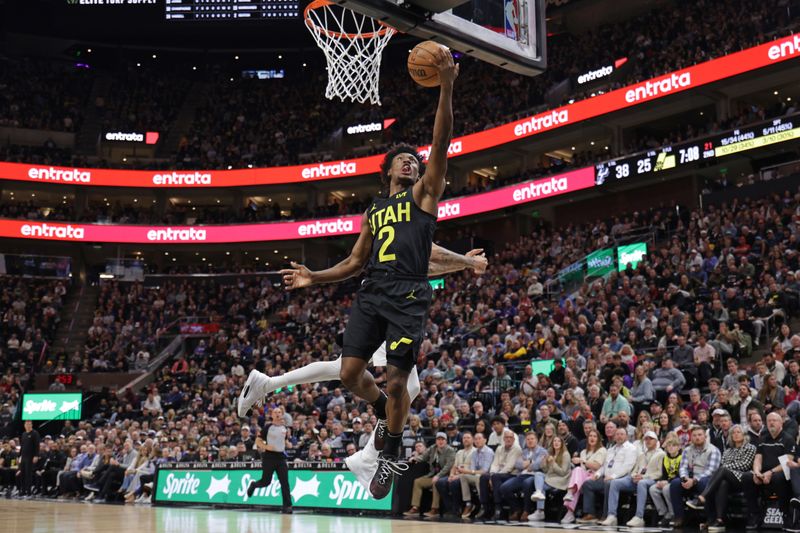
[304,0,397,106]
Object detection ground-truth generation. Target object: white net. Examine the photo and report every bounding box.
[304,0,396,106]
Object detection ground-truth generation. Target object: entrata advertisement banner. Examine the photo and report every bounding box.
[0,216,362,244]
[436,167,595,222]
[155,468,392,511]
[0,167,594,244]
[1,36,799,189]
[22,392,82,421]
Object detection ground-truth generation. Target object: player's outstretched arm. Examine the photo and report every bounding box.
[414,47,458,210]
[428,243,487,277]
[281,212,372,289]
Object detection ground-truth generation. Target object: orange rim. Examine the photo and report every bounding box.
[304,0,395,39]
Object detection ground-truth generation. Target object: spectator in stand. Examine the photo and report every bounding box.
[650,436,683,526]
[741,412,794,530]
[651,358,687,404]
[477,429,521,520]
[697,424,756,531]
[669,426,721,527]
[561,428,606,524]
[529,435,571,522]
[436,431,474,518]
[600,384,631,423]
[459,432,493,519]
[404,432,456,518]
[497,431,547,521]
[578,427,639,524]
[604,431,665,527]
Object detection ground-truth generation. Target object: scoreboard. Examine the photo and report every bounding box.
[165,0,299,20]
[595,114,800,185]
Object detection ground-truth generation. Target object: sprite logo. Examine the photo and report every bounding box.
[162,472,202,499]
[155,469,391,510]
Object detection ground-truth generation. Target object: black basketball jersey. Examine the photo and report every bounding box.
[365,187,437,278]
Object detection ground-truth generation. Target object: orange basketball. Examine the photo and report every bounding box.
[407,41,444,87]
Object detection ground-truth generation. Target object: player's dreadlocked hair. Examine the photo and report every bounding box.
[379,143,426,191]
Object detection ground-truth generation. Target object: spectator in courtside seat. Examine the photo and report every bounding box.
[669,426,721,527]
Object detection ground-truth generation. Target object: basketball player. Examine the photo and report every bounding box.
[238,244,485,491]
[277,47,458,498]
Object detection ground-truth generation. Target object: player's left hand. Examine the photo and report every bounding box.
[466,249,487,274]
[280,262,313,290]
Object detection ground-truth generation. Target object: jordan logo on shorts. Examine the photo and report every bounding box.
[390,337,413,351]
[406,290,416,300]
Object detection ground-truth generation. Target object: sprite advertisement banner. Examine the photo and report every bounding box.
[617,242,648,271]
[155,468,392,511]
[21,392,82,421]
[586,248,615,277]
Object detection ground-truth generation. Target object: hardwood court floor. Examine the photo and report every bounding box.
[0,500,677,533]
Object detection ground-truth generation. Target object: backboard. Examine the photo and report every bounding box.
[334,0,546,76]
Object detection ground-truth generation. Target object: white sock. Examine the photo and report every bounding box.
[270,358,343,390]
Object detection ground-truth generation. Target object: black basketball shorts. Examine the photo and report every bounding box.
[342,277,432,372]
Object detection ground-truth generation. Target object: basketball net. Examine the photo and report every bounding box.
[304,0,396,106]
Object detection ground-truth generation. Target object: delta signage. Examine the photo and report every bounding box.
[586,248,615,277]
[21,392,82,421]
[0,35,798,188]
[104,131,160,145]
[0,167,594,244]
[154,468,392,511]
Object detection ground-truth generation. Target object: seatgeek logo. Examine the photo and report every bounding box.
[28,167,91,183]
[152,172,212,186]
[624,72,692,103]
[146,227,208,241]
[297,219,354,236]
[21,223,85,239]
[301,161,357,180]
[513,110,570,137]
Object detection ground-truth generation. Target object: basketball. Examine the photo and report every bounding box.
[407,41,445,87]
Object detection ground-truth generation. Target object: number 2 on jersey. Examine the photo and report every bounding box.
[378,226,396,262]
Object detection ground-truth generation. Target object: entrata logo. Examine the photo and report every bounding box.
[28,167,91,183]
[512,177,569,202]
[301,162,357,180]
[513,110,570,137]
[346,122,382,135]
[21,223,85,240]
[146,227,208,241]
[437,203,461,219]
[298,219,354,237]
[152,172,212,186]
[769,34,800,60]
[105,131,144,142]
[624,72,692,103]
[418,141,463,161]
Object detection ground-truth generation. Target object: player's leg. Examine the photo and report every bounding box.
[372,341,420,401]
[265,357,344,393]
